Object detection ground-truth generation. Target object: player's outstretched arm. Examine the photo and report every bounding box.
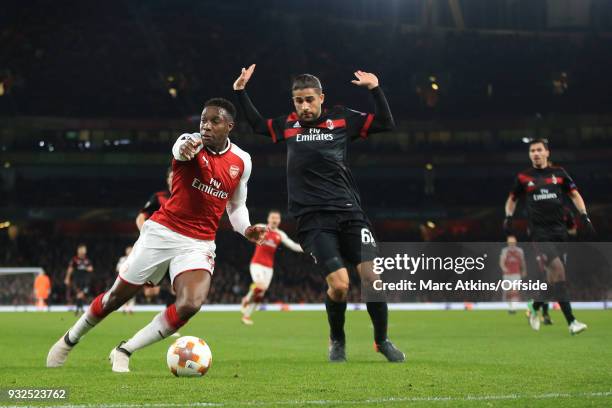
[172,134,203,161]
[351,70,395,133]
[279,230,303,253]
[225,154,266,245]
[232,64,273,136]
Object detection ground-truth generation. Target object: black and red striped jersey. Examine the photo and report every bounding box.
[510,166,578,230]
[68,255,93,280]
[265,107,374,216]
[140,190,170,219]
[237,87,394,217]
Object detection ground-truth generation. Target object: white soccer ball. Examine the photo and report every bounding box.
[166,336,212,377]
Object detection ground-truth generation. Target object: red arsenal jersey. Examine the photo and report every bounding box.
[151,135,251,240]
[250,229,283,268]
[501,246,524,276]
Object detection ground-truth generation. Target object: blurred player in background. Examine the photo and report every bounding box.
[534,207,579,325]
[136,168,172,303]
[240,209,303,325]
[47,98,266,372]
[117,246,134,314]
[136,167,172,230]
[234,65,405,362]
[499,236,526,314]
[33,269,51,310]
[504,139,594,335]
[64,244,93,316]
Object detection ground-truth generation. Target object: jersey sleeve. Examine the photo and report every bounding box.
[510,175,524,200]
[140,193,161,217]
[226,154,252,236]
[345,86,395,140]
[560,168,578,194]
[172,133,203,161]
[344,107,375,141]
[264,116,289,144]
[278,230,303,252]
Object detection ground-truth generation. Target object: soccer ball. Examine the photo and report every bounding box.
[166,336,212,377]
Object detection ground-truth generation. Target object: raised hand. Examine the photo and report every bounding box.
[245,224,267,245]
[179,137,202,160]
[233,64,256,90]
[351,70,379,90]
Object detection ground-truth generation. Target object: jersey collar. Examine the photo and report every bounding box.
[205,139,231,155]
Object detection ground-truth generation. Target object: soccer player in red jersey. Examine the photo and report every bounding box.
[240,209,303,325]
[47,98,266,372]
[499,236,527,314]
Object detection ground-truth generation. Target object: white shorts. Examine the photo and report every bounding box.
[119,220,216,286]
[250,263,273,288]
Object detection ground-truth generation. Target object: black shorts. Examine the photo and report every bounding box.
[296,211,378,276]
[72,274,90,294]
[530,228,568,266]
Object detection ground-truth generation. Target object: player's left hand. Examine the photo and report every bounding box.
[351,70,379,90]
[580,213,597,239]
[245,225,267,245]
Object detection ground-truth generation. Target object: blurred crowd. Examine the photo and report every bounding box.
[1,1,611,119]
[0,226,329,306]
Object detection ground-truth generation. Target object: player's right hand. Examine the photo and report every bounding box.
[245,224,267,245]
[179,137,202,160]
[64,278,70,285]
[233,64,256,90]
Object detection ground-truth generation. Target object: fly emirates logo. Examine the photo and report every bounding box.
[296,128,334,142]
[192,177,229,199]
[533,188,557,201]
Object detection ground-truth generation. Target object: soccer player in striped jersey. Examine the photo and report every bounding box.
[504,139,593,335]
[240,209,303,325]
[233,65,405,362]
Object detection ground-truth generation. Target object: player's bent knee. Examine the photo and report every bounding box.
[175,298,204,320]
[328,280,349,300]
[254,282,269,291]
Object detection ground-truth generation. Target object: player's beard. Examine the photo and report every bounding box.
[299,111,318,123]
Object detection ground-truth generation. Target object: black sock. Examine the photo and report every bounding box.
[552,282,575,325]
[325,294,346,343]
[541,303,549,317]
[532,301,543,311]
[366,302,388,344]
[76,298,83,311]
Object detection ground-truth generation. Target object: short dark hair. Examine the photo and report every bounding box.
[268,209,281,215]
[528,138,549,150]
[292,74,323,93]
[204,98,236,122]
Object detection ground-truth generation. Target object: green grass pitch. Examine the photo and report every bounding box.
[0,310,611,407]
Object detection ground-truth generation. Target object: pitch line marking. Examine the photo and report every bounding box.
[3,391,612,408]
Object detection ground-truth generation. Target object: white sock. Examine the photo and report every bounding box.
[122,312,176,354]
[244,302,258,318]
[67,312,101,344]
[244,285,255,303]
